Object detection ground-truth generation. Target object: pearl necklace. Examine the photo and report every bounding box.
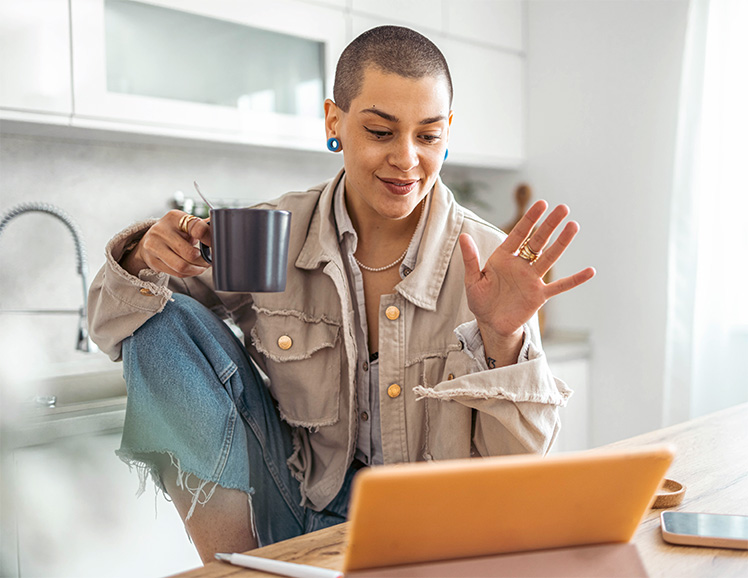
[355,249,408,272]
[354,200,425,273]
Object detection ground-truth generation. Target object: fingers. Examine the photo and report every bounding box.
[184,216,211,246]
[508,203,595,297]
[138,211,210,278]
[459,233,483,287]
[545,267,596,298]
[166,211,210,263]
[532,220,579,277]
[503,200,548,253]
[140,234,207,278]
[524,204,570,254]
[506,201,574,256]
[153,249,207,278]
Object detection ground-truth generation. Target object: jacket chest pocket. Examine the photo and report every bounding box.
[417,346,471,388]
[251,312,342,428]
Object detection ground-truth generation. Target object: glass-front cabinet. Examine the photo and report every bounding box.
[2,0,527,167]
[0,0,72,121]
[70,0,347,150]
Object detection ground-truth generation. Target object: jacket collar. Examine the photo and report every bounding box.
[396,178,464,311]
[295,169,347,271]
[295,169,464,312]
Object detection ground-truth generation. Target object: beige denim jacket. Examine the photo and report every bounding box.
[88,170,572,511]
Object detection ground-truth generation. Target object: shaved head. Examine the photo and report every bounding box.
[333,25,453,113]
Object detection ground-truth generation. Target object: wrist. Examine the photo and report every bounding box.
[119,240,147,276]
[479,325,524,369]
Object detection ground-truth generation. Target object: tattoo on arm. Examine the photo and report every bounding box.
[487,357,497,369]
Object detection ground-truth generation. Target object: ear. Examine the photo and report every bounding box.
[324,99,341,138]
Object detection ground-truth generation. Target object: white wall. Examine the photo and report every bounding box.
[482,0,690,445]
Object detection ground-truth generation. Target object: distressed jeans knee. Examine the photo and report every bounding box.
[117,294,308,545]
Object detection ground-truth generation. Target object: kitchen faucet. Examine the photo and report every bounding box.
[0,202,97,353]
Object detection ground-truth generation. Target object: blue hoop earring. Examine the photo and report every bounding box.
[444,148,449,161]
[327,137,342,152]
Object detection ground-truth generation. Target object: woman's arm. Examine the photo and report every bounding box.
[413,312,570,457]
[88,211,217,361]
[459,201,595,369]
[412,202,591,457]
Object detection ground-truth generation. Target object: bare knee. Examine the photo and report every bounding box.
[155,454,258,564]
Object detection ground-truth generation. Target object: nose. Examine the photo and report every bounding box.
[388,137,419,172]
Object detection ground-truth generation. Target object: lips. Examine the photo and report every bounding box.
[378,177,419,195]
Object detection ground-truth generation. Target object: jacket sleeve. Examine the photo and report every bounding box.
[412,314,571,456]
[87,220,222,362]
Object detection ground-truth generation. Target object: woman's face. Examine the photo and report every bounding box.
[325,67,452,224]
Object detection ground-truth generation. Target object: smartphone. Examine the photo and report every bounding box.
[661,511,748,549]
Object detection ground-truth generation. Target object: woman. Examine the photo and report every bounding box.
[89,25,595,563]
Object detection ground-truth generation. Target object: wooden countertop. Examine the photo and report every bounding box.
[172,403,748,578]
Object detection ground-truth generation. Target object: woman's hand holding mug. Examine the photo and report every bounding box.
[121,207,292,293]
[121,210,212,279]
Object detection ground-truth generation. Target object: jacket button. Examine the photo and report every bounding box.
[139,288,154,296]
[277,335,293,350]
[387,383,402,398]
[385,306,400,320]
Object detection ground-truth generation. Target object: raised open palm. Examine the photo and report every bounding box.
[460,200,595,341]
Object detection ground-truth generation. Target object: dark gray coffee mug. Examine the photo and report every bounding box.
[199,208,291,292]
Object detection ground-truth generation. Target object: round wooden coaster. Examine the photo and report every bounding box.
[652,478,686,508]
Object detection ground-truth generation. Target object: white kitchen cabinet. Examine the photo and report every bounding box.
[0,0,72,122]
[350,0,444,34]
[443,38,525,168]
[544,332,592,453]
[350,14,449,55]
[69,0,347,151]
[313,0,347,8]
[1,0,527,169]
[551,358,590,452]
[350,16,524,168]
[445,0,525,53]
[10,432,201,578]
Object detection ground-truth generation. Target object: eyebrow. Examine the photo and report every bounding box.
[360,108,446,125]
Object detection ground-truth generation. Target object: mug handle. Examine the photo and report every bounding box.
[199,242,212,264]
[198,216,212,263]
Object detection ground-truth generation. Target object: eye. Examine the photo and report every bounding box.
[364,127,391,139]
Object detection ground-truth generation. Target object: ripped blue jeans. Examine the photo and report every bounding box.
[118,293,361,547]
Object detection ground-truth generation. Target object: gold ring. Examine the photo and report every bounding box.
[178,214,199,234]
[518,240,541,263]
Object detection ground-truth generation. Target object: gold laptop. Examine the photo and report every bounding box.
[342,445,674,573]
